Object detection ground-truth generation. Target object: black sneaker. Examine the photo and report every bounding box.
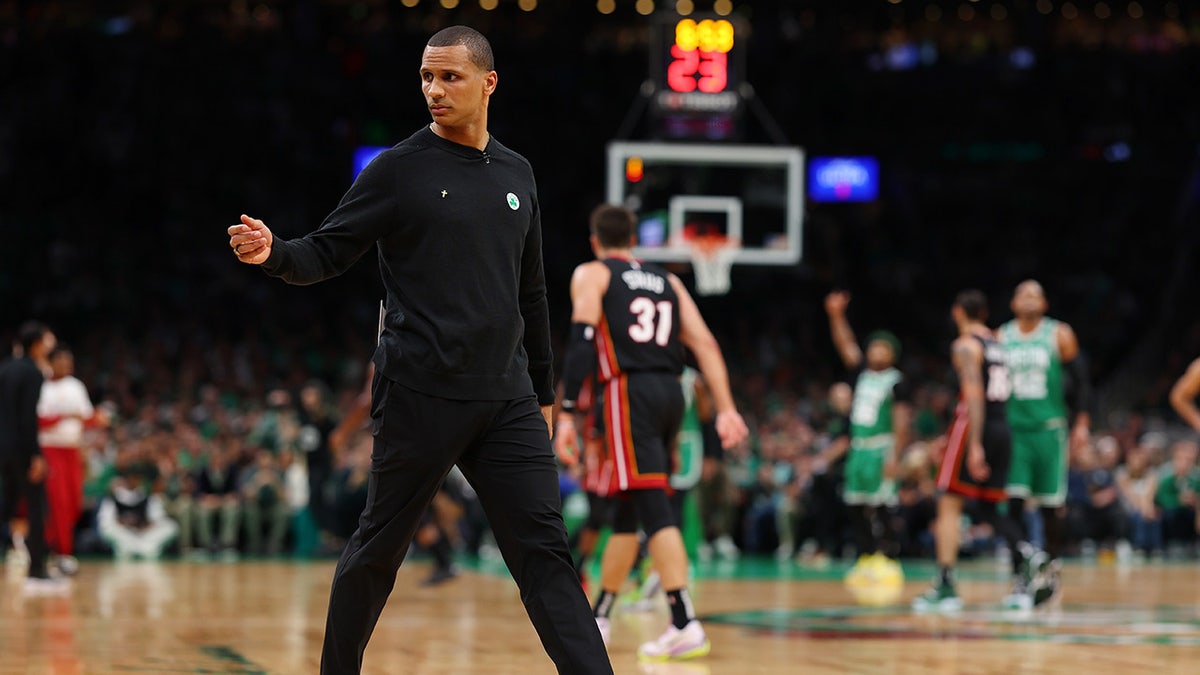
[420,564,460,587]
[1029,555,1062,607]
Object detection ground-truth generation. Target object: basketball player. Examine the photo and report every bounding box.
[824,292,912,574]
[37,345,109,576]
[228,26,611,674]
[1000,280,1090,606]
[913,290,1034,611]
[0,321,64,592]
[554,204,749,661]
[1169,356,1200,432]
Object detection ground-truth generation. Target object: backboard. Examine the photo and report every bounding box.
[605,141,804,266]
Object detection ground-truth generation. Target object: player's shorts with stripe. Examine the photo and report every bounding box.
[937,402,1011,503]
[581,398,616,497]
[600,371,684,494]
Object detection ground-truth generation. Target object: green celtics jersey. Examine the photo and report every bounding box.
[1001,318,1068,430]
[850,367,902,445]
[671,367,704,490]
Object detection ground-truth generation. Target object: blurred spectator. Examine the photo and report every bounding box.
[194,441,243,559]
[96,470,177,560]
[1066,436,1129,558]
[37,343,110,574]
[296,380,340,540]
[1155,439,1200,556]
[697,432,743,562]
[1115,436,1163,556]
[742,414,807,556]
[281,447,313,555]
[240,448,290,556]
[806,382,852,561]
[893,442,937,559]
[157,449,196,556]
[327,431,371,543]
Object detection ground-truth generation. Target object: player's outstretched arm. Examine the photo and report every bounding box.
[824,291,863,370]
[1170,357,1200,432]
[228,214,274,265]
[670,274,748,449]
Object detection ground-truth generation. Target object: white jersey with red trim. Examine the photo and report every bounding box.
[37,375,94,448]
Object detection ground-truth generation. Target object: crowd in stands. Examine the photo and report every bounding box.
[18,329,1194,567]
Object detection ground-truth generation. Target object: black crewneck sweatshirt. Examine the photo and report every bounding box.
[260,125,554,405]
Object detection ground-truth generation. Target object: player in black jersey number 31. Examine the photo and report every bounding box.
[555,204,749,662]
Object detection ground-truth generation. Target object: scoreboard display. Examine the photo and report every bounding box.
[650,14,746,140]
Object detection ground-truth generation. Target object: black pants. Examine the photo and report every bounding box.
[320,378,612,675]
[1,458,49,578]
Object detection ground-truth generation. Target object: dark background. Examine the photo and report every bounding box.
[2,0,1198,428]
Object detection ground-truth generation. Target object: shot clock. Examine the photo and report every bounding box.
[650,14,746,141]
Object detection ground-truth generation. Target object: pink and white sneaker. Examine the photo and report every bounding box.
[637,620,710,661]
[595,617,611,647]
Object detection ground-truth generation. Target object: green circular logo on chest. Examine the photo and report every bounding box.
[506,193,520,210]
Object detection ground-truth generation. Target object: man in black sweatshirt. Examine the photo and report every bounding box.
[227,25,612,675]
[1,321,63,592]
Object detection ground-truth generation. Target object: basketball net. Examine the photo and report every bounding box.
[688,235,738,296]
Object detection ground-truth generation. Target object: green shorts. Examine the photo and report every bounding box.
[843,444,895,506]
[1006,423,1068,506]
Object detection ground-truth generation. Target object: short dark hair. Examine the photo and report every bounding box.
[17,321,50,354]
[427,25,494,72]
[954,289,989,321]
[589,204,636,249]
[49,343,72,359]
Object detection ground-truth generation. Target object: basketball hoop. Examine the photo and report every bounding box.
[687,235,739,296]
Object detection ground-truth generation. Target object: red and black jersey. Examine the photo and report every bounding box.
[593,257,685,383]
[978,332,1011,422]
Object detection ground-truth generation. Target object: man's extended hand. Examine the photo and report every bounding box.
[228,214,274,265]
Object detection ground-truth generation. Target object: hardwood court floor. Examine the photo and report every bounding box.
[4,556,1200,674]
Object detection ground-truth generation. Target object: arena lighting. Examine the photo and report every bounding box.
[713,0,733,16]
[1062,2,1078,19]
[518,0,537,11]
[808,156,880,203]
[636,0,655,16]
[401,0,418,7]
[439,0,458,9]
[597,0,616,14]
[480,0,498,10]
[1128,2,1143,19]
[676,0,694,16]
[625,156,645,183]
